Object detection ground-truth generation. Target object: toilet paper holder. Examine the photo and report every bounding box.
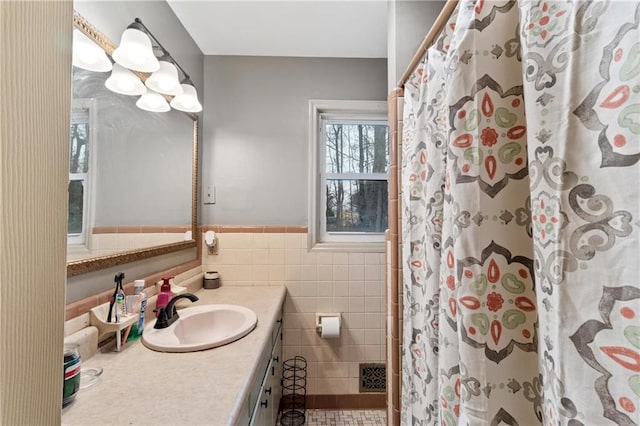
[315,313,341,334]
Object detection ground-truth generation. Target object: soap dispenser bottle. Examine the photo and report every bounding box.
[156,277,173,317]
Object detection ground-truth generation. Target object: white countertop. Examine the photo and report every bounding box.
[62,285,286,426]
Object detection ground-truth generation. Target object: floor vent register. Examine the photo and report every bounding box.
[359,363,386,392]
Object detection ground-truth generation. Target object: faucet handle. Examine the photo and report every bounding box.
[154,306,172,329]
[153,293,199,329]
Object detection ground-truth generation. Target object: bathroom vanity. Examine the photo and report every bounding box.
[242,298,283,426]
[62,286,286,425]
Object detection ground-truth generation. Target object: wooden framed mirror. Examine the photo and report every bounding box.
[67,11,198,277]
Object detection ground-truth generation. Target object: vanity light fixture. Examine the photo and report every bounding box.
[145,60,183,96]
[136,88,170,112]
[72,29,113,72]
[170,83,203,113]
[104,63,146,96]
[112,28,159,73]
[106,17,202,113]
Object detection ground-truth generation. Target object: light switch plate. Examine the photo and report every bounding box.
[203,185,215,205]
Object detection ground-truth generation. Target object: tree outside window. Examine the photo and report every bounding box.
[309,100,388,249]
[323,121,388,236]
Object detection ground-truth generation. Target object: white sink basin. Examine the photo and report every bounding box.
[142,304,258,353]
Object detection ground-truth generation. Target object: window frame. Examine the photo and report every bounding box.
[67,99,97,251]
[308,100,388,252]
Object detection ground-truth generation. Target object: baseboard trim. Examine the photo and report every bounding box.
[303,393,386,409]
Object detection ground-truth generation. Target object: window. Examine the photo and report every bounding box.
[68,100,95,246]
[309,100,388,250]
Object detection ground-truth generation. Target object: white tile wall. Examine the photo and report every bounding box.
[202,232,386,395]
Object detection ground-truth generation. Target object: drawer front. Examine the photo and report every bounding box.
[247,342,272,417]
[270,333,283,425]
[248,309,285,426]
[250,358,274,426]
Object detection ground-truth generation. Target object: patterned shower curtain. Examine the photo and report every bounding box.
[401,1,639,425]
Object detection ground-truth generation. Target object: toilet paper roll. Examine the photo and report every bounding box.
[320,316,340,338]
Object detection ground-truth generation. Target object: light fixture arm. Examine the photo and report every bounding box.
[109,17,202,112]
[127,18,192,84]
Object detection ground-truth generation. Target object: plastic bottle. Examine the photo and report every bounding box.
[127,280,147,341]
[155,276,173,317]
[115,286,126,322]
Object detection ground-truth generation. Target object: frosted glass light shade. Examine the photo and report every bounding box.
[72,30,112,72]
[112,28,159,72]
[145,61,183,96]
[105,63,146,95]
[170,84,203,113]
[136,89,170,112]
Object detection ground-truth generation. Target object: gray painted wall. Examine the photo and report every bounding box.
[388,0,445,89]
[67,248,197,302]
[201,56,388,225]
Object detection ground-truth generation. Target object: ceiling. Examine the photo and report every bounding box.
[166,0,388,58]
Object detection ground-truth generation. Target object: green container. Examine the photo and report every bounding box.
[63,344,81,407]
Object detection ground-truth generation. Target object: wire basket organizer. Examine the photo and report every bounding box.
[279,356,307,426]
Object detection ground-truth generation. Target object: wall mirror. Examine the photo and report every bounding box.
[67,12,198,277]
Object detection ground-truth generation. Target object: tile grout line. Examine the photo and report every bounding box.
[278,409,386,426]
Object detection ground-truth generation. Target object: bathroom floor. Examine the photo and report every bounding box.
[278,409,386,426]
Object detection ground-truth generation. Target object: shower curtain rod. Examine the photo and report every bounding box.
[397,0,459,87]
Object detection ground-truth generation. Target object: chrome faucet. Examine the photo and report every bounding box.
[154,293,199,329]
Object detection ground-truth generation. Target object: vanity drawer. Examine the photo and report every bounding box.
[247,312,284,425]
[247,342,272,418]
[250,357,274,426]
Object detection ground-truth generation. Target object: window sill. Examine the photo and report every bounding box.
[309,241,385,253]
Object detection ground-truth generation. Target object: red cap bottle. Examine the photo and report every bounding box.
[156,277,174,316]
[160,277,172,293]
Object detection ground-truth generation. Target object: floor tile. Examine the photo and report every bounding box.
[278,409,386,426]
